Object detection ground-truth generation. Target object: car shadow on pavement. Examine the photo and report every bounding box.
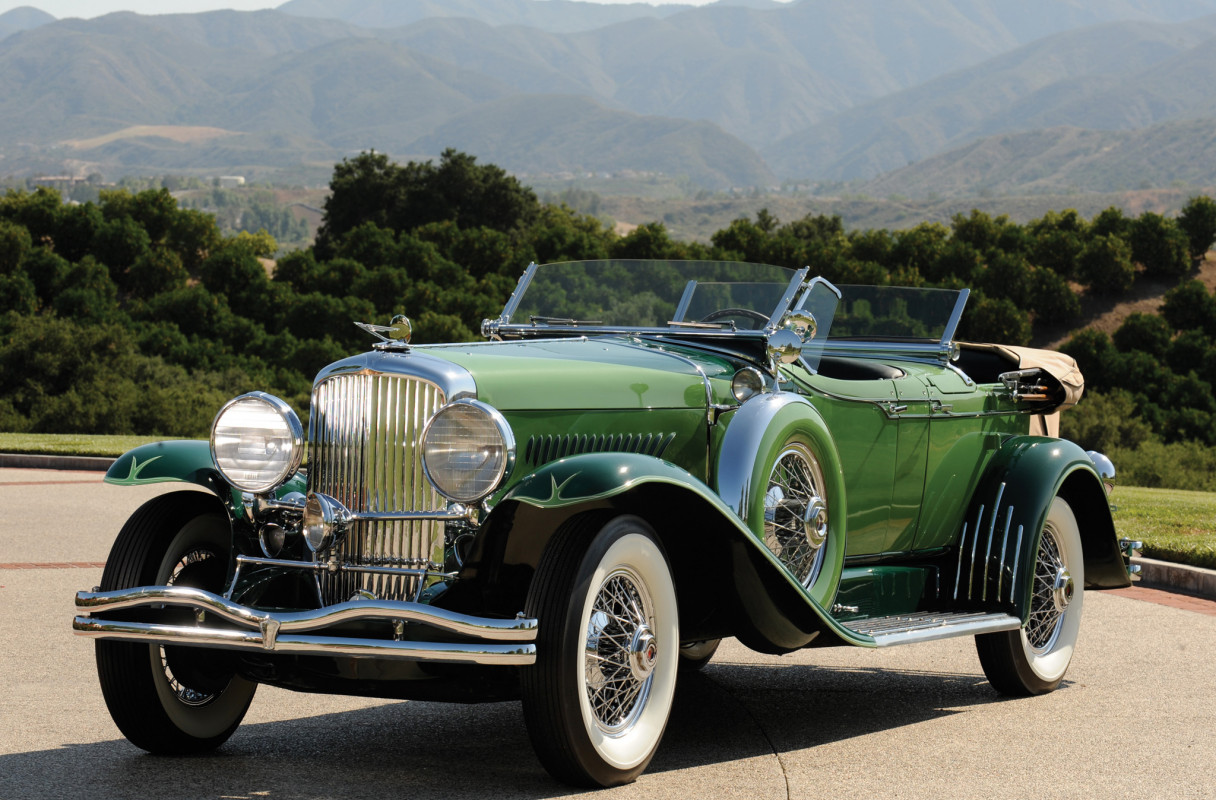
[0,660,1015,800]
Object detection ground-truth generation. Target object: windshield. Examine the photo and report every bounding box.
[818,285,968,343]
[488,261,968,364]
[500,260,798,329]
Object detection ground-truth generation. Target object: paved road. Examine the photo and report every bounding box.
[3,468,1214,799]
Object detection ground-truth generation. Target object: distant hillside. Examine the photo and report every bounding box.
[763,15,1216,180]
[7,1,1216,189]
[0,6,53,41]
[407,94,777,189]
[276,0,697,33]
[861,120,1216,197]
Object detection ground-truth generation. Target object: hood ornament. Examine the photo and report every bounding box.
[355,315,412,351]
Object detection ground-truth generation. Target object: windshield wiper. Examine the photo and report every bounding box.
[529,315,603,326]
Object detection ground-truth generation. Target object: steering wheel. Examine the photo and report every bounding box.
[699,307,771,328]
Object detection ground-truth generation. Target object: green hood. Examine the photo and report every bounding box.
[421,338,715,411]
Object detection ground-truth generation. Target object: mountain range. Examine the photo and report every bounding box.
[3,0,1216,193]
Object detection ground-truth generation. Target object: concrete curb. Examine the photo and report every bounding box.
[0,453,115,472]
[1132,556,1216,601]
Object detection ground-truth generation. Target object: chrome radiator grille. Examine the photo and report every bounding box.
[308,371,446,604]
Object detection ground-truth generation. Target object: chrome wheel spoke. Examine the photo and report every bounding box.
[583,570,655,735]
[1026,526,1066,652]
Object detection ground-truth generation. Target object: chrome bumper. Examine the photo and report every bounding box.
[73,586,538,666]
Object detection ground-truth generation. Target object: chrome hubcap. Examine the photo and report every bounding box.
[764,443,829,588]
[1052,567,1074,613]
[628,626,658,682]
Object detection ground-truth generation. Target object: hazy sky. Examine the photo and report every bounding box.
[2,0,766,17]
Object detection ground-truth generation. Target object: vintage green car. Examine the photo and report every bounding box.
[74,259,1136,787]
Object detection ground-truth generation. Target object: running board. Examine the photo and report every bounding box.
[843,611,1021,647]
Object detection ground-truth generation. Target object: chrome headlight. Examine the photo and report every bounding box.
[421,400,515,503]
[210,392,304,494]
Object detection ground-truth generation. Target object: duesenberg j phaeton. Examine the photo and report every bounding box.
[73,260,1137,787]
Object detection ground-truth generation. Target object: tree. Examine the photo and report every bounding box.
[316,149,541,257]
[1029,266,1080,322]
[1161,280,1216,336]
[1077,234,1134,295]
[1177,195,1216,261]
[957,294,1031,345]
[0,219,31,275]
[1059,389,1153,452]
[1129,212,1189,279]
[1112,313,1172,357]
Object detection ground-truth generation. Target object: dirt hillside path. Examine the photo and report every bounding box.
[1033,253,1216,350]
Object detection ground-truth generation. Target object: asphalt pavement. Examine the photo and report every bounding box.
[3,467,1215,800]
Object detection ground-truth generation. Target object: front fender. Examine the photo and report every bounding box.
[446,451,874,652]
[105,440,308,516]
[954,437,1129,620]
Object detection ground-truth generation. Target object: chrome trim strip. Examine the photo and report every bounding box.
[982,483,1006,602]
[72,619,535,665]
[1011,523,1025,606]
[816,340,956,363]
[953,521,969,601]
[997,507,1013,602]
[495,323,772,340]
[967,504,984,599]
[313,350,477,402]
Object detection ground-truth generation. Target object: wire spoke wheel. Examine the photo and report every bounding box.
[584,568,656,735]
[522,515,678,787]
[763,443,829,588]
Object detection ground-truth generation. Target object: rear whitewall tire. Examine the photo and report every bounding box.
[976,496,1085,696]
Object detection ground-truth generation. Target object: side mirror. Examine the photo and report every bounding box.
[780,310,817,341]
[767,328,804,365]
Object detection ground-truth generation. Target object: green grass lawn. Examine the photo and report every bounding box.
[2,434,1213,570]
[0,432,175,457]
[1113,486,1216,571]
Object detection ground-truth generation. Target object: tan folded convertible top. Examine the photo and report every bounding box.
[964,343,1085,438]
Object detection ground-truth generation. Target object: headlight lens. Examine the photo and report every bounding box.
[210,392,304,494]
[421,400,514,502]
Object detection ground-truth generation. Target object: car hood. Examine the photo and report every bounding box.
[418,337,716,411]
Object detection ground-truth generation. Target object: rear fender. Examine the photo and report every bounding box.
[953,437,1129,621]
